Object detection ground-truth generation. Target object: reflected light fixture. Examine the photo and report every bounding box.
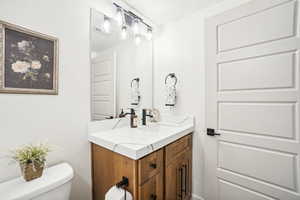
[103,16,111,33]
[115,7,123,26]
[132,18,140,35]
[121,26,128,40]
[135,34,141,45]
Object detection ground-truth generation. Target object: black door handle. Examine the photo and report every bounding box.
[207,128,221,136]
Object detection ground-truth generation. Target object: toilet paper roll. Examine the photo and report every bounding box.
[105,186,133,200]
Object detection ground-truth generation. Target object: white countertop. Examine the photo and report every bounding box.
[88,116,194,160]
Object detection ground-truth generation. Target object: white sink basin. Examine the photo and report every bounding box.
[88,116,194,160]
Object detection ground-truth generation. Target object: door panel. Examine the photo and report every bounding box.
[218,52,295,91]
[219,142,296,190]
[218,169,300,200]
[219,102,295,138]
[219,179,277,200]
[205,0,300,199]
[217,0,296,52]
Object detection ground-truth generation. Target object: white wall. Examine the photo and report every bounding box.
[0,0,114,199]
[154,13,206,199]
[153,0,252,199]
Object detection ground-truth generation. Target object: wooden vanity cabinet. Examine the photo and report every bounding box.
[91,134,192,200]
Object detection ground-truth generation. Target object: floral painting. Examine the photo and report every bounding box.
[0,22,58,94]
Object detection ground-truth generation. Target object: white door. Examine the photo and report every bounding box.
[205,0,300,200]
[91,52,116,120]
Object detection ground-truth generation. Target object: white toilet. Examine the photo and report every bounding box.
[0,163,73,200]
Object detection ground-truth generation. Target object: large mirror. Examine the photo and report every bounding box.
[90,9,153,121]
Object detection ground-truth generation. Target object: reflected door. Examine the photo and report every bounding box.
[91,52,116,120]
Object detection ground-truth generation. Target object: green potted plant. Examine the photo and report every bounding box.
[11,143,50,181]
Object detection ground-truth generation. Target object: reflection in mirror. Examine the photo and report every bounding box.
[90,9,153,121]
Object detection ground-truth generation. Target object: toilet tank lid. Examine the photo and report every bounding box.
[0,162,74,200]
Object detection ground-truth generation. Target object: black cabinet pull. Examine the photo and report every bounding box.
[150,194,157,200]
[149,163,157,169]
[181,166,185,193]
[177,167,183,199]
[183,164,187,196]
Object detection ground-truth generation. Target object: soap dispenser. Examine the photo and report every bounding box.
[130,108,138,128]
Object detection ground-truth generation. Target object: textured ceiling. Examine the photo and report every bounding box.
[122,0,225,25]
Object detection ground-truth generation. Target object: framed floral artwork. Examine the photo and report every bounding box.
[0,21,58,95]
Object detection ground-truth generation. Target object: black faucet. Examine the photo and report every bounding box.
[119,108,137,128]
[142,109,153,125]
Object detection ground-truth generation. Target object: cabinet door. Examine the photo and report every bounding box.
[182,148,192,200]
[139,173,163,200]
[165,158,180,200]
[165,152,184,200]
[165,149,192,200]
[91,144,138,200]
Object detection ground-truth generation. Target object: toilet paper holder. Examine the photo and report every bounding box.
[116,176,129,188]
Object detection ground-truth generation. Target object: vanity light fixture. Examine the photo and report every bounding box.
[115,7,123,26]
[113,3,154,43]
[103,16,111,33]
[121,25,128,40]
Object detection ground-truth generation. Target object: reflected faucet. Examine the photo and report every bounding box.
[119,108,135,118]
[142,109,153,125]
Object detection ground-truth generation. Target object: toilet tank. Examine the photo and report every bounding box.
[0,163,74,200]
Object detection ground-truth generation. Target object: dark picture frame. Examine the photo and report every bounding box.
[0,20,59,95]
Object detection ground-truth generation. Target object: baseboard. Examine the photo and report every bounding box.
[192,194,205,200]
